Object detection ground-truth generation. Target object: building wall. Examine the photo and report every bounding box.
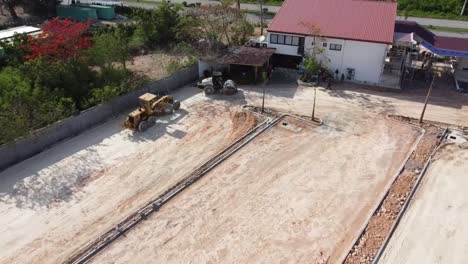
[458,57,468,70]
[306,37,388,84]
[267,32,303,57]
[268,32,388,84]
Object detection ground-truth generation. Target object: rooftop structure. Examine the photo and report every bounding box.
[0,26,42,42]
[268,0,397,44]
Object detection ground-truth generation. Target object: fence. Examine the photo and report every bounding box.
[0,64,198,171]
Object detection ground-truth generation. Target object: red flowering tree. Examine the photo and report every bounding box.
[25,18,92,60]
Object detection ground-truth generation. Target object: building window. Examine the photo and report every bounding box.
[270,34,300,46]
[329,43,342,51]
[292,36,299,46]
[270,34,278,44]
[278,35,285,44]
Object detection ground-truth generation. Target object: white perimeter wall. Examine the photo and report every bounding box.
[267,32,388,84]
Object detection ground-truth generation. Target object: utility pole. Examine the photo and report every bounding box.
[260,0,264,36]
[236,0,240,10]
[462,0,467,16]
[261,83,266,113]
[419,75,435,124]
[311,87,317,121]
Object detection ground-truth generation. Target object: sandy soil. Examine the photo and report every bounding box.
[344,123,443,264]
[0,89,256,264]
[91,114,419,263]
[379,138,468,264]
[127,51,191,81]
[1,69,467,263]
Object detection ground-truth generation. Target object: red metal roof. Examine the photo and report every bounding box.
[267,0,397,44]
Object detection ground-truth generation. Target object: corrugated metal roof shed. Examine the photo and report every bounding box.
[221,47,276,67]
[267,0,397,44]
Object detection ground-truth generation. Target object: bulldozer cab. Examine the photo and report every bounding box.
[212,71,224,90]
[139,93,159,113]
[125,108,143,129]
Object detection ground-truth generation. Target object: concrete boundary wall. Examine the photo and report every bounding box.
[0,64,198,171]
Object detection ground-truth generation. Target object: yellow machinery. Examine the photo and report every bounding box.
[124,93,180,132]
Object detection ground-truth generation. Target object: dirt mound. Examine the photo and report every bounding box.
[225,111,257,145]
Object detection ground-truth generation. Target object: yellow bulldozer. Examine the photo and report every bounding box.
[124,93,181,132]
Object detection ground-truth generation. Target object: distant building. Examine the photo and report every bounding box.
[267,0,397,84]
[0,26,42,42]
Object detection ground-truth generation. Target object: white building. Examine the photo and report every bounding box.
[267,0,397,85]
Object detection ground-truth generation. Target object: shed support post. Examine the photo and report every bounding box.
[254,66,258,83]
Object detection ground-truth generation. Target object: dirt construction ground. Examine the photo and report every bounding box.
[379,137,468,264]
[0,92,256,263]
[91,115,419,263]
[0,70,467,263]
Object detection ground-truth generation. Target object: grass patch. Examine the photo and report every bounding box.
[398,10,468,21]
[123,0,163,6]
[240,0,282,6]
[424,25,468,33]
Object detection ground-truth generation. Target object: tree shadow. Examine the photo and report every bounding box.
[328,80,468,110]
[325,87,397,113]
[0,86,200,210]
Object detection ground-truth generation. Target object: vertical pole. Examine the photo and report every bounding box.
[311,87,316,121]
[260,0,264,36]
[462,0,467,16]
[261,84,266,114]
[419,76,435,124]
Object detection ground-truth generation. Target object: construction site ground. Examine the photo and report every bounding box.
[0,71,467,263]
[379,138,468,264]
[90,113,419,263]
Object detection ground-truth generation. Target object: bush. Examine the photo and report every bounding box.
[0,33,30,67]
[0,67,76,144]
[165,56,197,74]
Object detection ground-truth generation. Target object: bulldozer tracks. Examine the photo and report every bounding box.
[64,114,285,264]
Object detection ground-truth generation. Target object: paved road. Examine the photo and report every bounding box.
[124,0,280,11]
[123,0,274,23]
[432,30,468,38]
[124,1,468,36]
[397,16,468,28]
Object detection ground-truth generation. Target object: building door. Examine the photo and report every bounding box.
[298,37,305,55]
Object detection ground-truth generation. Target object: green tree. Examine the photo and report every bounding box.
[88,30,131,70]
[132,2,180,46]
[230,17,254,46]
